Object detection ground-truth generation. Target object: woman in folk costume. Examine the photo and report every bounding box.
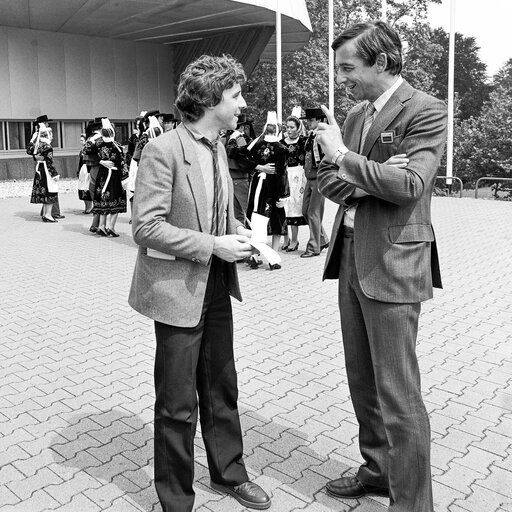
[92,118,129,237]
[27,115,60,223]
[246,111,289,270]
[83,118,104,233]
[281,109,307,252]
[126,112,146,166]
[77,132,93,214]
[127,111,162,199]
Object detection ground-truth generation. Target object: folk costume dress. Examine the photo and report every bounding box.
[282,135,307,226]
[92,138,128,215]
[128,116,162,194]
[77,146,92,201]
[83,131,102,198]
[246,135,289,236]
[27,134,59,205]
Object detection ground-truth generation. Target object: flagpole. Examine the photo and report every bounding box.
[447,0,455,187]
[276,0,282,125]
[328,0,334,111]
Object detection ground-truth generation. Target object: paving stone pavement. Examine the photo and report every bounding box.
[0,189,511,512]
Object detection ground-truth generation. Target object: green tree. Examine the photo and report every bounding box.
[492,57,512,89]
[429,28,491,120]
[453,80,512,184]
[244,0,441,132]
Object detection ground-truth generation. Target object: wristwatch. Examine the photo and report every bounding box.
[332,145,349,166]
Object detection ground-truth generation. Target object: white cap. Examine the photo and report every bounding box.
[291,106,303,118]
[265,111,278,126]
[101,118,114,131]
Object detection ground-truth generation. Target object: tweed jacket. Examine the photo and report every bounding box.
[318,80,447,303]
[128,123,242,327]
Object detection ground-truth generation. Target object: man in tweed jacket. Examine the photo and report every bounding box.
[129,55,270,512]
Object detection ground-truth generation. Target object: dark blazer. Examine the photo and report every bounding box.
[318,80,447,303]
[128,123,242,327]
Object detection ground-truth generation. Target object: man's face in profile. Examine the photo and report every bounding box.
[212,83,247,130]
[335,39,380,102]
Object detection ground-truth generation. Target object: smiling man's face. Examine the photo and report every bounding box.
[335,39,381,102]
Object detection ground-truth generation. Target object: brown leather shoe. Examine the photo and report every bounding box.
[326,476,388,499]
[210,481,271,509]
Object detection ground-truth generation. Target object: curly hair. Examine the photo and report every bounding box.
[332,21,403,76]
[175,54,246,122]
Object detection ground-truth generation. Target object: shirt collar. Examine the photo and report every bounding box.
[183,122,219,147]
[372,75,404,113]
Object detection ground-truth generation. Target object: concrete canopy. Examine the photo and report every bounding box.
[0,0,312,73]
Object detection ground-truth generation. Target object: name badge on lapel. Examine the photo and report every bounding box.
[380,131,394,144]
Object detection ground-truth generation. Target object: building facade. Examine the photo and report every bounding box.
[0,0,311,179]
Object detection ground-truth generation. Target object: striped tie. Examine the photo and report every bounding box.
[203,139,226,236]
[359,102,376,153]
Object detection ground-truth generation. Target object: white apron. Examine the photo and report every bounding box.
[77,163,89,191]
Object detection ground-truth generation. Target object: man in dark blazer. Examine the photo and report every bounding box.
[316,21,447,512]
[301,108,330,257]
[129,55,270,511]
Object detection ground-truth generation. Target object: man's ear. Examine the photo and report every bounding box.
[375,53,387,72]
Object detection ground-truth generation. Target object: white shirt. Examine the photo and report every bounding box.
[184,123,228,234]
[343,76,404,229]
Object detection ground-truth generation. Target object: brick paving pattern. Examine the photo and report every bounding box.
[0,189,511,512]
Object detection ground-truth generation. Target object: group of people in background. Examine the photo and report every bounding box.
[27,110,179,235]
[27,105,328,269]
[226,107,330,270]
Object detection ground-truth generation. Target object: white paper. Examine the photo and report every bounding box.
[249,212,270,243]
[246,212,281,265]
[146,248,176,261]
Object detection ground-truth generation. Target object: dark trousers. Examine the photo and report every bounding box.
[302,178,328,253]
[153,258,248,512]
[338,228,433,512]
[89,166,100,228]
[231,177,250,225]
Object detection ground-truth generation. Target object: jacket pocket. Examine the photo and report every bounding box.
[389,224,434,243]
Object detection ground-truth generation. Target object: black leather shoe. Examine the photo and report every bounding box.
[106,228,120,237]
[300,251,319,258]
[269,263,281,270]
[53,215,65,219]
[247,256,263,269]
[326,476,388,499]
[320,241,330,251]
[89,226,98,233]
[210,481,271,510]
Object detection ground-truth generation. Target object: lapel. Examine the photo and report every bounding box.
[361,80,414,156]
[176,124,209,232]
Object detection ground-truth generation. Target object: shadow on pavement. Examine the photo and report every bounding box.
[48,408,383,511]
[49,409,156,511]
[13,210,45,222]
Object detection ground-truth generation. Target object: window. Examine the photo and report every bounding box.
[63,122,85,150]
[48,122,61,148]
[113,122,129,146]
[7,121,33,150]
[1,119,133,151]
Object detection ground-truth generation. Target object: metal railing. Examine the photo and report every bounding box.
[435,176,463,198]
[474,177,512,199]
